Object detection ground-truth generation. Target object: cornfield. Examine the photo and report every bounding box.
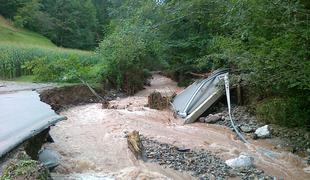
[0,43,99,79]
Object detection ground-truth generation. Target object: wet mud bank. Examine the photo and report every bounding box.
[39,84,124,112]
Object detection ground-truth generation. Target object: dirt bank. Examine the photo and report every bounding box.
[45,74,310,179]
[39,85,123,112]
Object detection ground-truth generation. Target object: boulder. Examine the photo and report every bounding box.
[254,125,271,139]
[225,155,254,168]
[38,148,60,169]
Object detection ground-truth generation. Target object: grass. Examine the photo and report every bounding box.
[0,43,100,80]
[0,16,55,47]
[0,16,101,82]
[12,75,36,82]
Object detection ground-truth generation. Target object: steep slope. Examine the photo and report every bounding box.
[0,16,55,47]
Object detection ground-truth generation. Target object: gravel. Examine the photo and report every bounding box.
[207,106,310,154]
[141,136,274,179]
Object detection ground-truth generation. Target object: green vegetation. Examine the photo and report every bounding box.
[1,154,49,180]
[0,16,54,47]
[0,43,99,81]
[0,0,106,50]
[257,97,310,127]
[0,0,309,128]
[0,15,99,82]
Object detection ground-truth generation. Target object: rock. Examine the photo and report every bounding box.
[225,155,254,168]
[198,117,206,123]
[205,114,222,123]
[254,125,271,139]
[38,148,60,169]
[303,166,310,174]
[307,148,310,155]
[240,125,254,133]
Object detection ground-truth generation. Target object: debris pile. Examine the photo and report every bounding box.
[148,91,172,110]
[141,136,275,179]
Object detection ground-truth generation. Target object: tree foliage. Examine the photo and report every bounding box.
[1,0,309,127]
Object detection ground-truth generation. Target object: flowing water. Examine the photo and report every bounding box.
[47,74,310,179]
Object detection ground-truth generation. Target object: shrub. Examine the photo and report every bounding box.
[97,26,153,94]
[256,96,310,128]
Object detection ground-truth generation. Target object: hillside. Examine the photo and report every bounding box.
[0,16,98,81]
[0,16,55,47]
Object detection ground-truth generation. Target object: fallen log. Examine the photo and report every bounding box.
[127,131,144,160]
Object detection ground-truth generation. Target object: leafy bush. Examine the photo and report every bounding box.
[97,26,153,94]
[256,96,310,128]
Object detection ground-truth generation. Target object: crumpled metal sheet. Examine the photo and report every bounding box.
[0,91,65,157]
[172,69,228,124]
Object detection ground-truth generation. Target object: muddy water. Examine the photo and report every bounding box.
[48,74,310,179]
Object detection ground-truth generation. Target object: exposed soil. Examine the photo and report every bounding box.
[39,85,123,112]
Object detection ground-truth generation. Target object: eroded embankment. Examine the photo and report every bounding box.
[42,74,310,179]
[39,84,122,112]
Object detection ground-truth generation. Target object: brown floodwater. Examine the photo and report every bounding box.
[47,74,310,179]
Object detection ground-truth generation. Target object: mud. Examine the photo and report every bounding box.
[39,85,121,112]
[45,74,310,179]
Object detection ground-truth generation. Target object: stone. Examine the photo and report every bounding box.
[254,125,271,139]
[198,117,206,123]
[306,148,310,155]
[205,114,222,123]
[240,125,254,133]
[38,148,60,169]
[225,155,254,168]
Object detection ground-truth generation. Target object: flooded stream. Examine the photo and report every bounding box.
[47,74,310,179]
